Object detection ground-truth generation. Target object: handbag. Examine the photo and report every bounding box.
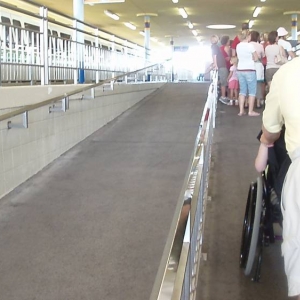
[274,46,288,65]
[254,61,264,81]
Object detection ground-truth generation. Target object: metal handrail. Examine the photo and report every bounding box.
[150,71,218,300]
[0,60,170,123]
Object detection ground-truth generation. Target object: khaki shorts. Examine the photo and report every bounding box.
[218,67,229,87]
[265,68,279,83]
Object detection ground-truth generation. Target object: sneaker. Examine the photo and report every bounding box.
[235,100,239,106]
[219,97,230,105]
[228,99,234,105]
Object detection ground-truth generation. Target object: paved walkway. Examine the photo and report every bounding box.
[0,82,207,300]
[197,102,287,300]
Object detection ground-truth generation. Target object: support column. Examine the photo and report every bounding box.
[291,14,298,40]
[284,11,300,42]
[137,13,158,63]
[170,38,174,82]
[144,15,150,61]
[73,0,85,83]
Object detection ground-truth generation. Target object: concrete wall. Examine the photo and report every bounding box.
[0,82,165,199]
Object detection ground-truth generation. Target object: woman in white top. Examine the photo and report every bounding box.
[236,30,259,116]
[250,30,265,108]
[265,31,287,89]
[277,27,296,59]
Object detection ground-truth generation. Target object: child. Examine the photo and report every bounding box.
[227,57,239,105]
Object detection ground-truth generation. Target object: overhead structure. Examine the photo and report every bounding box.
[137,13,158,61]
[284,11,300,41]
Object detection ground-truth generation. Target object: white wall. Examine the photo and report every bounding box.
[0,82,165,199]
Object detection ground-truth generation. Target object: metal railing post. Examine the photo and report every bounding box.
[40,6,49,85]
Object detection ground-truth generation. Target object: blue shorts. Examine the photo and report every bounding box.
[237,71,257,97]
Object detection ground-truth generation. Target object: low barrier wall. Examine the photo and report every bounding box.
[0,82,165,199]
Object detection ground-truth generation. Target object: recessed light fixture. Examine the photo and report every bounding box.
[253,6,262,18]
[124,22,136,30]
[260,0,266,2]
[187,21,193,29]
[84,0,125,3]
[178,8,188,19]
[104,10,119,20]
[172,0,179,3]
[206,24,236,29]
[192,30,198,36]
[249,20,254,28]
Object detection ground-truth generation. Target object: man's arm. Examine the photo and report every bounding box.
[261,125,281,145]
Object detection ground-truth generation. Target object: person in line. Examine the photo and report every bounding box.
[277,27,296,59]
[265,31,286,89]
[211,35,229,104]
[249,30,265,108]
[220,35,231,72]
[236,30,259,116]
[257,56,300,300]
[260,32,269,99]
[227,56,239,105]
[231,23,249,57]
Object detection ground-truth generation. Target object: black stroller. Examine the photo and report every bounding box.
[239,127,291,281]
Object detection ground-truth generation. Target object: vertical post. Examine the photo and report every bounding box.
[170,37,174,82]
[291,14,298,41]
[95,28,99,83]
[72,20,78,84]
[40,6,49,85]
[73,0,84,84]
[144,15,150,62]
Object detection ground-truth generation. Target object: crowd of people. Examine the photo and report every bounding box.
[211,23,296,117]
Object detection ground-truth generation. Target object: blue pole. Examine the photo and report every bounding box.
[73,0,84,84]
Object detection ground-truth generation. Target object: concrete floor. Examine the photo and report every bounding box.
[0,83,207,300]
[197,102,288,300]
[0,82,289,300]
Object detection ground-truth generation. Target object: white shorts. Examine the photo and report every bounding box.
[281,151,300,297]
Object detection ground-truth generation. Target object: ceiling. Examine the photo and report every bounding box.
[6,0,300,51]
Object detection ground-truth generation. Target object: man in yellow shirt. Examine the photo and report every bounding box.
[260,57,300,299]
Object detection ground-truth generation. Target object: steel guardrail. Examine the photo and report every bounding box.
[0,60,170,124]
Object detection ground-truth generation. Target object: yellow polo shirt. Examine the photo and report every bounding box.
[263,57,300,154]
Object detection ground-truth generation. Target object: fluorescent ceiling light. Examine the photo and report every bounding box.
[178,8,188,19]
[253,6,262,18]
[124,22,136,30]
[206,24,236,29]
[192,30,198,36]
[249,20,254,28]
[260,0,266,2]
[187,21,193,29]
[172,0,179,3]
[84,0,125,3]
[104,10,119,20]
[139,31,145,36]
